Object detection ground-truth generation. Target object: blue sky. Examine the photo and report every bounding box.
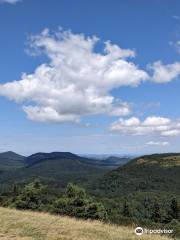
[0,0,180,156]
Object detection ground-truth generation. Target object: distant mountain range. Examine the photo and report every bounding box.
[0,151,131,170]
[25,152,130,167]
[0,151,131,189]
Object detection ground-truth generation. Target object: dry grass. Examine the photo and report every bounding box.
[0,207,173,240]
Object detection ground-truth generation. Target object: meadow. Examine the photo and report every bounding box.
[0,207,173,240]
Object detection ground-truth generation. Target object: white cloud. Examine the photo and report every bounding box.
[149,61,180,83]
[109,102,131,116]
[161,129,180,136]
[0,29,179,123]
[104,40,136,58]
[146,141,169,146]
[0,0,21,4]
[0,29,148,123]
[143,116,170,126]
[110,116,180,137]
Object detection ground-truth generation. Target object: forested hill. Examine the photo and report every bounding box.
[0,151,109,189]
[96,153,180,197]
[0,151,25,171]
[0,151,131,190]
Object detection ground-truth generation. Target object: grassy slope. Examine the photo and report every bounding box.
[0,207,172,240]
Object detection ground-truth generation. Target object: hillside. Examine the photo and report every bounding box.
[0,151,25,171]
[25,152,83,166]
[96,153,180,197]
[0,207,172,240]
[0,153,108,189]
[75,153,180,228]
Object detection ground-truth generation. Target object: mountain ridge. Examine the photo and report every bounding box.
[0,151,25,171]
[95,153,180,198]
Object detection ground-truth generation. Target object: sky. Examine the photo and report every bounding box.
[0,0,180,156]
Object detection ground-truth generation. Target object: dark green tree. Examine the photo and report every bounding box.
[122,200,131,217]
[12,180,49,210]
[52,183,107,221]
[12,184,19,196]
[151,199,161,223]
[168,198,179,220]
[66,183,86,199]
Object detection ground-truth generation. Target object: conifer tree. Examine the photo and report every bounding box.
[151,199,161,222]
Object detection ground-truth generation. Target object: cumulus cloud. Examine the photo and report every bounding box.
[0,29,179,123]
[0,0,21,4]
[110,116,180,137]
[0,29,149,123]
[146,141,169,146]
[149,61,180,83]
